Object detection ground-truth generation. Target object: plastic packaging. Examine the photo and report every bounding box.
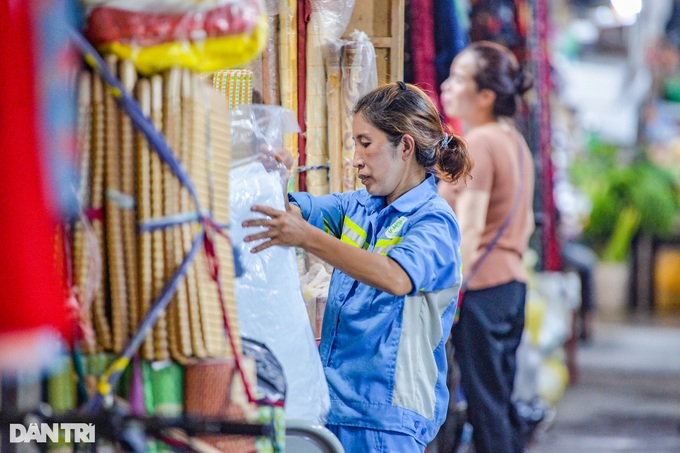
[84,0,264,47]
[304,0,356,196]
[229,106,329,423]
[230,104,299,184]
[341,30,378,191]
[83,0,268,74]
[345,30,378,98]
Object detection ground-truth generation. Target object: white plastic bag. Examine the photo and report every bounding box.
[229,106,329,423]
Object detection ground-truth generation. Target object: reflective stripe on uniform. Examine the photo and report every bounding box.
[341,215,368,249]
[374,236,403,256]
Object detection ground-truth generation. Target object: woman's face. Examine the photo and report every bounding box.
[352,113,406,202]
[440,51,481,121]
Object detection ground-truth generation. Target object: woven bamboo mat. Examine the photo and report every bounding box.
[326,44,343,193]
[90,72,112,351]
[73,63,248,365]
[104,55,129,354]
[212,69,253,109]
[150,74,170,361]
[73,70,97,354]
[119,59,139,339]
[135,78,156,360]
[279,0,299,187]
[163,67,193,364]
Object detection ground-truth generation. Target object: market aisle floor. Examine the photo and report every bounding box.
[527,319,680,453]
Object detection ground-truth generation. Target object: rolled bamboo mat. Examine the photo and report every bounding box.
[119,59,139,339]
[304,2,330,196]
[341,43,361,192]
[73,70,97,354]
[135,78,156,361]
[181,69,208,360]
[261,14,280,106]
[209,87,241,359]
[184,360,257,452]
[326,43,343,193]
[212,69,253,109]
[104,55,129,354]
[191,76,234,357]
[279,0,298,178]
[90,73,112,351]
[163,68,192,363]
[150,74,170,362]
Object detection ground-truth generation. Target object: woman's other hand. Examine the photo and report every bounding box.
[243,204,309,252]
[274,147,294,171]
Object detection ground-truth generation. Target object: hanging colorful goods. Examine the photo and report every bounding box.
[83,0,268,74]
[67,23,274,428]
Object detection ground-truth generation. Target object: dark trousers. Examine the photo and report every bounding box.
[452,281,526,453]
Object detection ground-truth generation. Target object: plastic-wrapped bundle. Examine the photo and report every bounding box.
[85,0,264,47]
[341,30,378,191]
[229,105,329,423]
[304,0,355,196]
[83,0,269,74]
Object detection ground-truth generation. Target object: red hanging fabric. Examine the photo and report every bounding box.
[408,0,438,104]
[0,1,70,350]
[297,0,310,191]
[532,0,561,270]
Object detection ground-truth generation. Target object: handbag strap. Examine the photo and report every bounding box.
[461,132,525,292]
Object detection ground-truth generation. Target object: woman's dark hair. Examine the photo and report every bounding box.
[352,82,472,183]
[465,41,533,118]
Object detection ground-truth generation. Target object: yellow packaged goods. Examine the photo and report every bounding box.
[84,0,269,74]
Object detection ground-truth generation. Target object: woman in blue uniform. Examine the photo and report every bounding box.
[244,82,472,452]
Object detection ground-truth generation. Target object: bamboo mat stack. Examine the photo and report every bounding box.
[279,0,298,185]
[72,59,242,365]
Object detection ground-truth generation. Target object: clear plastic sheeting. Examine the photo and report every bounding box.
[229,104,300,182]
[229,106,329,423]
[305,0,356,196]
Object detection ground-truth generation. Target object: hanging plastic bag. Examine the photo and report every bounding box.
[228,105,330,423]
[82,0,268,74]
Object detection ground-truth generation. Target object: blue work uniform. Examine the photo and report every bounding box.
[290,174,462,450]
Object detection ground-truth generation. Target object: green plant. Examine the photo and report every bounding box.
[571,137,680,262]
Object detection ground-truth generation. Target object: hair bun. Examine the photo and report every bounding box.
[514,70,533,95]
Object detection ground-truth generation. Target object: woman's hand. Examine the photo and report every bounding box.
[274,147,294,171]
[243,205,309,253]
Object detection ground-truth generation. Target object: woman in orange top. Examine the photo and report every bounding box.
[439,41,535,453]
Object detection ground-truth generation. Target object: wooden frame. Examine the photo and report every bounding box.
[344,0,405,84]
